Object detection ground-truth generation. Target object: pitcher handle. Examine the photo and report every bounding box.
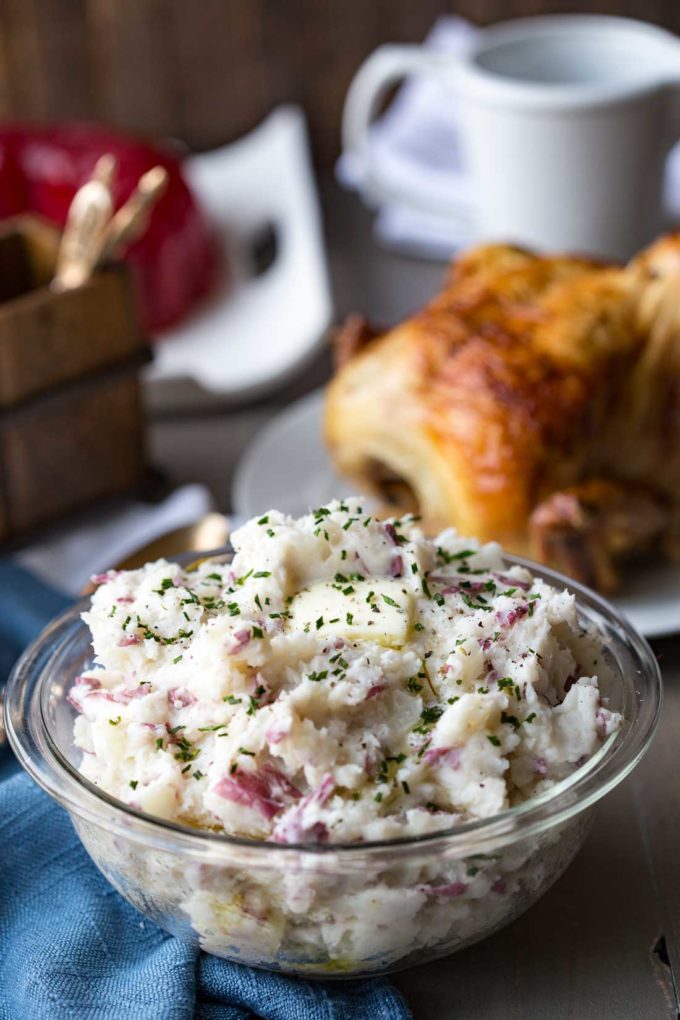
[342,44,471,226]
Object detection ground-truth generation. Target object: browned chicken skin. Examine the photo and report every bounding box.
[325,236,680,592]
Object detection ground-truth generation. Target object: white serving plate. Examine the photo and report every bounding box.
[233,389,680,638]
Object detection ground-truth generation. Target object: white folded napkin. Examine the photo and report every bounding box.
[15,484,214,595]
[338,15,680,258]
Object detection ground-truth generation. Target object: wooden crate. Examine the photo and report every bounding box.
[0,216,151,542]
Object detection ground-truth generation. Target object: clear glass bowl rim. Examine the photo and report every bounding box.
[4,551,662,862]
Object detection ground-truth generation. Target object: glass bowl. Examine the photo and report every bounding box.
[3,554,661,978]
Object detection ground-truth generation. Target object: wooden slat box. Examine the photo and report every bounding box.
[0,215,151,543]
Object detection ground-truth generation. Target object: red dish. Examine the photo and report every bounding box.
[0,123,219,333]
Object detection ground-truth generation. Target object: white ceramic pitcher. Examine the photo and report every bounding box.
[343,16,680,259]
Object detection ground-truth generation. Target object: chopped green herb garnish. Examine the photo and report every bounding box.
[525,713,537,724]
[129,780,138,790]
[382,594,397,607]
[173,737,200,763]
[420,706,444,725]
[307,670,328,682]
[437,547,475,564]
[223,694,242,705]
[387,753,407,765]
[252,626,264,639]
[501,712,520,729]
[109,716,121,726]
[487,734,501,747]
[238,747,255,756]
[153,577,175,595]
[417,739,432,759]
[172,655,183,664]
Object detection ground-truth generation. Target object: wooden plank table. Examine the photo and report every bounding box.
[150,181,680,1019]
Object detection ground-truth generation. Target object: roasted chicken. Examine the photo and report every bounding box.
[324,236,680,592]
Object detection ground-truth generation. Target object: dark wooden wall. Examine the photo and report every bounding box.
[0,0,678,167]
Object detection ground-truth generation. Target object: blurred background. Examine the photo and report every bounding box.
[1,0,679,168]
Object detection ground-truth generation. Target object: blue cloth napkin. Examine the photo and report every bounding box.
[0,562,412,1020]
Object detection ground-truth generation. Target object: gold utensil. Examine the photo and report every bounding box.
[81,512,231,593]
[52,154,117,292]
[99,165,169,263]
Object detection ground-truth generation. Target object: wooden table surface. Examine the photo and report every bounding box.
[149,181,680,1019]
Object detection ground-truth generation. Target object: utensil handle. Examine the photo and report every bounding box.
[52,154,116,291]
[342,44,470,226]
[100,166,168,263]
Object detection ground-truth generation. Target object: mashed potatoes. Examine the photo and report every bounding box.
[71,498,619,845]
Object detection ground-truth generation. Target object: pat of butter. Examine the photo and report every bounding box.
[287,580,412,646]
